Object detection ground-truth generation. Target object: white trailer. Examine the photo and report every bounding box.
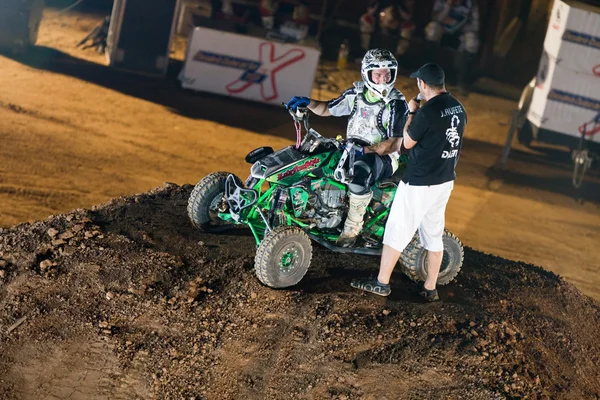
[508,0,600,187]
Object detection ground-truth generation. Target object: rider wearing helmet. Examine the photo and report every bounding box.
[286,49,409,247]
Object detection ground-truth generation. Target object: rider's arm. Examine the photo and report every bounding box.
[321,87,357,118]
[366,103,423,154]
[365,138,403,155]
[364,98,410,155]
[308,100,332,117]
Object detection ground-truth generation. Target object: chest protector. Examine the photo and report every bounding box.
[346,81,403,146]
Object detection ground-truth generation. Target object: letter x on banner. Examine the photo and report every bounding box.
[579,111,600,137]
[226,42,305,101]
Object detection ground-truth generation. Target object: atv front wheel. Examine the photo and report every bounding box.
[255,226,312,288]
[399,229,464,286]
[187,171,241,232]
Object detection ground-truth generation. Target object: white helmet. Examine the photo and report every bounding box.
[361,49,398,99]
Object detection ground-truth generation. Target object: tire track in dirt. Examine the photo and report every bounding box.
[0,184,82,204]
[121,139,186,162]
[0,100,108,139]
[8,337,151,400]
[208,299,324,399]
[213,313,292,398]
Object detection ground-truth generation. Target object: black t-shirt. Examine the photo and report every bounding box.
[402,92,467,186]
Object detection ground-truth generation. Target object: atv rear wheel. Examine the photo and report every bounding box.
[399,229,464,286]
[187,172,241,232]
[255,226,312,288]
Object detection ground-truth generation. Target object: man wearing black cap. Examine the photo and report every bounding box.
[351,63,466,301]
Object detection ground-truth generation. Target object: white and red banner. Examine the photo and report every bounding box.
[528,58,600,142]
[527,0,600,143]
[545,0,600,66]
[179,27,320,105]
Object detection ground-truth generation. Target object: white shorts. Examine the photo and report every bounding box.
[383,180,454,252]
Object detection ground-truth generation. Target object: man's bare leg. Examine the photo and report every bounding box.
[424,250,443,290]
[377,244,402,285]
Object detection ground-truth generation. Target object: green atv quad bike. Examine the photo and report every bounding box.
[187,106,464,288]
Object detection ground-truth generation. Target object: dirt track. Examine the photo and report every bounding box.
[1,8,598,300]
[0,185,600,399]
[0,7,600,398]
[1,184,599,399]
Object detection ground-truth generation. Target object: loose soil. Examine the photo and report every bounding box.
[1,184,599,400]
[0,7,599,400]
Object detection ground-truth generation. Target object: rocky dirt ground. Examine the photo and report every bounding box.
[0,6,600,400]
[0,184,599,399]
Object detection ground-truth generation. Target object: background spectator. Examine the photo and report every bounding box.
[379,0,415,58]
[359,1,379,54]
[425,0,480,94]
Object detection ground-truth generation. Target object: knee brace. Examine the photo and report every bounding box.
[347,161,373,195]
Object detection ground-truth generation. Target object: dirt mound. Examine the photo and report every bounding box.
[0,184,599,399]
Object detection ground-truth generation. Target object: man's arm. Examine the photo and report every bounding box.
[308,100,332,117]
[402,113,418,149]
[401,95,424,149]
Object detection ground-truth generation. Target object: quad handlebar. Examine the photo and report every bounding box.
[283,103,362,184]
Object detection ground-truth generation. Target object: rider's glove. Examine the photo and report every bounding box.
[286,96,310,111]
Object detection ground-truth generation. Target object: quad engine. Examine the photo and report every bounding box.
[275,179,347,230]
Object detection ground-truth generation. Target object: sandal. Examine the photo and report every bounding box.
[420,286,439,302]
[351,277,391,297]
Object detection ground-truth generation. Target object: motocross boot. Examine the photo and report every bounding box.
[336,192,373,247]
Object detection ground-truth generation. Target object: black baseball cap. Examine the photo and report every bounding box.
[409,63,445,86]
